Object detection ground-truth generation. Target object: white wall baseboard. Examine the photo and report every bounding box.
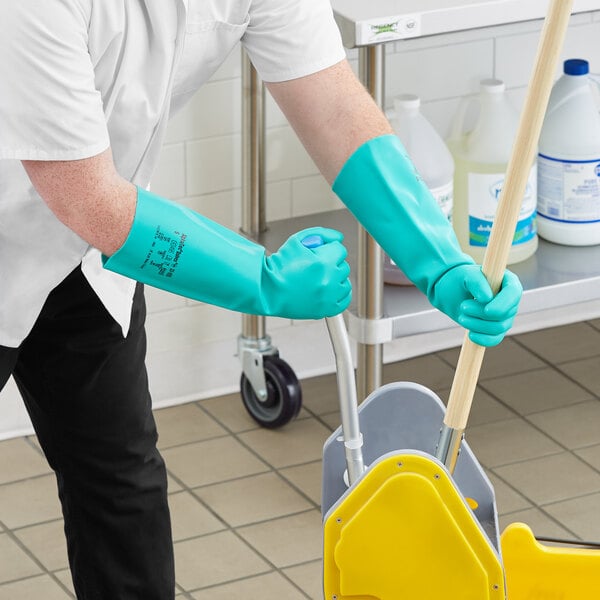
[2,301,599,442]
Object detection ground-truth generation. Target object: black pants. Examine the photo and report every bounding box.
[0,268,175,599]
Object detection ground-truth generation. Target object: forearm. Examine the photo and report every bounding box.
[22,148,352,320]
[266,60,392,184]
[22,148,136,256]
[269,61,521,346]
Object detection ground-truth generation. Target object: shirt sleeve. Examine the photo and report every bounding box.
[0,0,110,161]
[242,0,347,83]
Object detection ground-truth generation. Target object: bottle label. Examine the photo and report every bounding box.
[430,181,453,221]
[468,166,537,247]
[537,154,600,223]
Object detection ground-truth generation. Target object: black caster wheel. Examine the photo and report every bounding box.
[240,355,302,428]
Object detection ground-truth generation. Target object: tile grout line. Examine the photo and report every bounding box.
[490,470,583,541]
[164,401,320,597]
[0,518,75,598]
[128,398,306,596]
[468,392,600,482]
[166,478,314,599]
[193,399,324,509]
[475,379,600,457]
[8,516,64,535]
[0,434,301,598]
[510,322,600,397]
[191,401,321,598]
[431,331,600,542]
[538,487,600,510]
[0,572,72,595]
[502,335,600,481]
[184,568,312,599]
[434,341,543,381]
[0,471,55,490]
[433,339,600,478]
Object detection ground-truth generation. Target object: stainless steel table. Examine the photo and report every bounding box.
[239,0,600,414]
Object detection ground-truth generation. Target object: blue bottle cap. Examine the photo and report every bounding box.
[564,59,589,76]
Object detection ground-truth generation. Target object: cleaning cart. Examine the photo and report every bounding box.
[321,1,600,597]
[322,312,505,598]
[322,311,600,599]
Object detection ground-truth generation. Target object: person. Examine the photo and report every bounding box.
[0,1,522,598]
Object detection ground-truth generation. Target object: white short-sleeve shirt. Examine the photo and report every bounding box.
[0,0,345,347]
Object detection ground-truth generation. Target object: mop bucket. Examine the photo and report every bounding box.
[321,315,505,600]
[319,2,600,597]
[321,315,600,599]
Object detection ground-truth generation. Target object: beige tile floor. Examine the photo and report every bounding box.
[1,319,600,598]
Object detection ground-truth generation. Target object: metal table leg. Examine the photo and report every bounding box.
[238,52,303,428]
[356,45,386,401]
[239,51,272,403]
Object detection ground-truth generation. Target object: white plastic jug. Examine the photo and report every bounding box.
[384,94,454,285]
[537,59,600,246]
[449,79,538,264]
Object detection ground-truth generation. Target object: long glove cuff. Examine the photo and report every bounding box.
[103,187,267,313]
[332,134,473,299]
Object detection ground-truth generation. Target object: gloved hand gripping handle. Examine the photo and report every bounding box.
[102,188,352,320]
[437,0,574,472]
[302,235,365,486]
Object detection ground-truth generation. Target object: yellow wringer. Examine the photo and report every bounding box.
[324,454,504,599]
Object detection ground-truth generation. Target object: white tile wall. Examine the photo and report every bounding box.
[3,12,600,438]
[386,38,495,103]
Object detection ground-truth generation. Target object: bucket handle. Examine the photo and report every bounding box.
[301,235,365,486]
[325,314,365,486]
[436,0,575,473]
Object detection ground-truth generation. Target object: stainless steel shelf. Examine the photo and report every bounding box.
[332,0,600,47]
[241,2,600,399]
[259,209,600,343]
[323,1,600,396]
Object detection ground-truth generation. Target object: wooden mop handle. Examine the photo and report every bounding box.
[443,0,574,433]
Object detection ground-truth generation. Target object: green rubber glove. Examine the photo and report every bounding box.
[103,188,351,319]
[332,135,522,347]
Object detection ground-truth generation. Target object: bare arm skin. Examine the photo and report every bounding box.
[266,59,393,184]
[22,148,136,256]
[22,59,388,254]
